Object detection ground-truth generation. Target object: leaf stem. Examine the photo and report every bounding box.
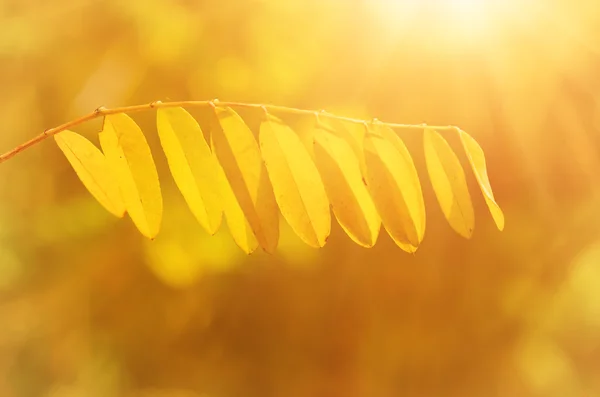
[0,100,459,164]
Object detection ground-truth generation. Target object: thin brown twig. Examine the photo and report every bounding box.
[0,100,459,164]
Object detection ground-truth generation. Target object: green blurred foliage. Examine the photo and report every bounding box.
[1,0,600,396]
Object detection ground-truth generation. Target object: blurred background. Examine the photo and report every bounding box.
[1,0,600,396]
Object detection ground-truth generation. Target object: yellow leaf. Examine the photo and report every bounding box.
[320,118,368,177]
[363,127,421,252]
[211,146,258,254]
[99,113,163,239]
[211,106,279,253]
[313,126,380,247]
[259,115,330,248]
[423,128,474,238]
[156,107,223,235]
[280,115,317,159]
[458,129,505,231]
[54,130,126,218]
[373,123,426,242]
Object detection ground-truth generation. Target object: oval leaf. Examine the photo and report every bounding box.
[320,118,368,178]
[156,107,223,235]
[259,115,330,248]
[363,127,420,253]
[54,130,126,218]
[99,113,163,239]
[313,126,380,247]
[458,129,505,231]
[373,123,426,242]
[277,114,317,159]
[211,107,279,253]
[210,143,258,254]
[423,128,474,238]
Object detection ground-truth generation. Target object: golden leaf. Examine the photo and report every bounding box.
[99,113,163,239]
[259,114,330,248]
[374,123,426,242]
[156,107,223,234]
[458,129,505,231]
[54,130,125,218]
[280,114,317,159]
[320,118,368,178]
[313,126,380,247]
[211,147,258,254]
[211,106,279,253]
[423,128,474,238]
[363,125,421,252]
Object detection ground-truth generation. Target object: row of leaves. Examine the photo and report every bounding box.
[54,105,504,254]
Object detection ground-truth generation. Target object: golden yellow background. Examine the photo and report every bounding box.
[1,0,600,396]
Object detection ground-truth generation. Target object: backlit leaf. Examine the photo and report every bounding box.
[278,114,317,159]
[373,123,426,243]
[210,145,258,254]
[423,128,474,238]
[54,130,125,218]
[99,113,163,239]
[259,114,330,248]
[211,106,279,253]
[313,126,380,247]
[363,126,421,252]
[156,107,222,234]
[458,129,505,231]
[320,118,368,177]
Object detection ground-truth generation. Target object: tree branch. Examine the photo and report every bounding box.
[0,100,458,164]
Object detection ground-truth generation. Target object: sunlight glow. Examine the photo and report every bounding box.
[447,0,487,15]
[369,0,510,47]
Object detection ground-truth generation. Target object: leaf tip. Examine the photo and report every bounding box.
[495,211,505,232]
[464,227,474,239]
